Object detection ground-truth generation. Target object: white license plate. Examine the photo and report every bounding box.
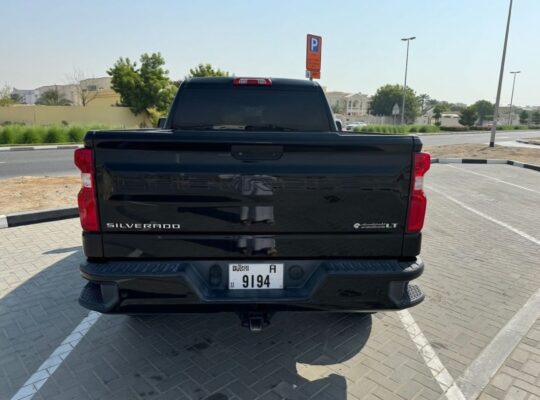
[229,263,283,290]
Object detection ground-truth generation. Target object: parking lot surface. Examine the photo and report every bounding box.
[1,164,539,400]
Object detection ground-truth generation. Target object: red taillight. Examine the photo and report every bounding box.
[406,152,431,233]
[232,78,272,86]
[74,148,100,232]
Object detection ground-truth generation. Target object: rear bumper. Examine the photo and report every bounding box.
[79,258,424,313]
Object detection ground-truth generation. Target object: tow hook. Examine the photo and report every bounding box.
[238,312,273,332]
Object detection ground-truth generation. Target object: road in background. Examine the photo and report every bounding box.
[420,129,540,146]
[1,130,539,179]
[0,149,77,179]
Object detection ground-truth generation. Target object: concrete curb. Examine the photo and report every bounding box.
[431,157,540,172]
[0,207,78,229]
[516,138,540,145]
[0,144,83,152]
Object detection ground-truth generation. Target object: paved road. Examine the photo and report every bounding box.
[420,129,540,146]
[0,149,77,179]
[1,163,539,400]
[0,130,539,179]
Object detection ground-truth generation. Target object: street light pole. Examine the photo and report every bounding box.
[508,70,521,124]
[400,37,416,125]
[489,0,514,147]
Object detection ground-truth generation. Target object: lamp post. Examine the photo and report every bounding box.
[400,36,416,125]
[489,0,514,147]
[508,70,521,125]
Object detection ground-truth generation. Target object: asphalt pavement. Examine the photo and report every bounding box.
[0,129,539,179]
[420,129,540,146]
[0,149,77,179]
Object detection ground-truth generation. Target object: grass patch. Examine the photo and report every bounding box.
[0,124,114,145]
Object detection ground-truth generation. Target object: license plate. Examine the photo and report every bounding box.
[228,263,283,290]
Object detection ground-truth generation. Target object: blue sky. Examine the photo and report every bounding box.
[2,0,538,105]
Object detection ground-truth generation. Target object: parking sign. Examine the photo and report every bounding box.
[306,34,322,79]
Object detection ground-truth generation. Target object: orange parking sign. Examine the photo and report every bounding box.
[309,70,320,79]
[306,34,322,79]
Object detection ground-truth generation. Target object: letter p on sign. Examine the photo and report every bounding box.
[310,37,319,52]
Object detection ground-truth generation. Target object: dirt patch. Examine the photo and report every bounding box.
[0,176,79,214]
[424,144,540,165]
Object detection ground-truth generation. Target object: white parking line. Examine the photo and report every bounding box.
[427,185,540,399]
[445,164,540,195]
[428,186,540,246]
[457,288,540,400]
[10,311,101,400]
[398,310,466,400]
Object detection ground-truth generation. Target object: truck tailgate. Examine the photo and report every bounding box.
[90,131,418,259]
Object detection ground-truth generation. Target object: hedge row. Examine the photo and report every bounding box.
[440,125,534,132]
[354,124,440,134]
[354,124,535,134]
[0,124,113,145]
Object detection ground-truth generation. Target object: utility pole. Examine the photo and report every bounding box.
[490,0,514,147]
[508,70,521,124]
[401,37,416,125]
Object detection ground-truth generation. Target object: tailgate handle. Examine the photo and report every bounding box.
[231,145,283,161]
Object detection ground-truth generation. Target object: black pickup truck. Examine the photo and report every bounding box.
[75,77,430,330]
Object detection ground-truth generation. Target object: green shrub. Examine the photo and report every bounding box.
[440,126,467,132]
[67,126,86,142]
[20,127,41,144]
[0,126,16,144]
[353,124,439,134]
[43,126,66,143]
[0,124,117,145]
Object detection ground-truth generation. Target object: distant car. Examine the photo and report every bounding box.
[345,122,367,132]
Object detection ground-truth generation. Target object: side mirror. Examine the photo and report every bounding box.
[157,117,167,128]
[335,120,342,131]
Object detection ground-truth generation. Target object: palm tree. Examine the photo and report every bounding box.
[36,87,72,106]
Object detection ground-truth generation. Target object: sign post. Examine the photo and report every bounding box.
[392,103,400,125]
[306,34,322,80]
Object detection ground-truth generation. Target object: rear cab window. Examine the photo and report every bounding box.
[170,78,334,132]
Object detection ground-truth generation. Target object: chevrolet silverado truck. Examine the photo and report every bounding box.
[75,77,430,331]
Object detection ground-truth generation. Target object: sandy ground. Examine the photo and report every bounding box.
[0,176,79,214]
[425,143,540,165]
[1,144,539,214]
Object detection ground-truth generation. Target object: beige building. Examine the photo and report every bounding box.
[12,77,119,107]
[325,91,370,117]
